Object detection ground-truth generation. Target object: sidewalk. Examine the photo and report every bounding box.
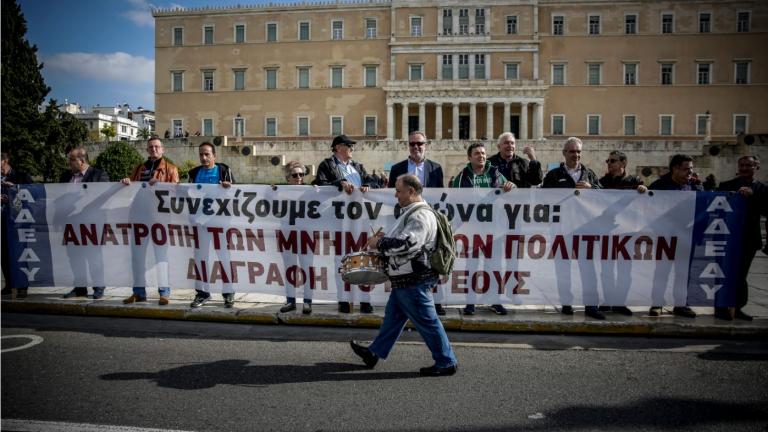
[3,254,767,339]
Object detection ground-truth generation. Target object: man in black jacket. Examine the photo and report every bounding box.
[716,155,767,321]
[313,134,379,313]
[388,131,444,188]
[542,137,604,319]
[188,142,237,308]
[1,153,33,298]
[648,154,702,318]
[488,132,542,188]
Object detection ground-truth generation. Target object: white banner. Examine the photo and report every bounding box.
[7,183,746,306]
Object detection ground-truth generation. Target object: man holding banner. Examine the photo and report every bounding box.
[351,174,457,376]
[120,137,180,306]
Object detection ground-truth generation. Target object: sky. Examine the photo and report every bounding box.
[18,0,274,112]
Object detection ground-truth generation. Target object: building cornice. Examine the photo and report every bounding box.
[153,0,391,17]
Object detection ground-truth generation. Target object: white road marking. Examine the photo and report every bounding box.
[527,412,545,420]
[1,335,44,353]
[1,419,198,432]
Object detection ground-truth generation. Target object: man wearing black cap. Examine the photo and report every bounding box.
[313,135,381,194]
[313,134,380,313]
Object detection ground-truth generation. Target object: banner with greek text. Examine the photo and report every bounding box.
[6,183,746,307]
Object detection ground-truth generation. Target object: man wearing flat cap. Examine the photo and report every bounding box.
[313,135,380,314]
[313,134,381,194]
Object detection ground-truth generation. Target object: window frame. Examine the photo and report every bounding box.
[234,23,246,43]
[365,18,377,38]
[202,70,215,92]
[587,62,602,85]
[623,62,638,85]
[733,114,749,135]
[588,14,601,35]
[265,68,278,90]
[587,114,601,135]
[297,116,310,136]
[737,10,751,33]
[734,61,750,84]
[661,12,674,34]
[474,54,486,79]
[233,69,246,91]
[332,19,344,40]
[660,62,674,85]
[171,71,184,92]
[202,118,214,136]
[410,15,423,37]
[330,66,344,88]
[265,117,277,137]
[505,62,520,80]
[409,63,423,81]
[364,65,378,87]
[172,26,184,46]
[442,54,453,80]
[696,62,712,85]
[659,114,674,136]
[551,114,565,136]
[698,11,712,33]
[233,116,245,137]
[506,15,518,34]
[298,21,311,41]
[695,114,708,136]
[330,115,344,136]
[364,115,377,136]
[552,14,565,35]
[297,66,311,89]
[551,63,566,85]
[623,114,636,136]
[266,22,278,42]
[624,13,638,34]
[203,24,215,45]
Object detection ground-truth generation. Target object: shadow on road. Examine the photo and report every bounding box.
[100,360,417,389]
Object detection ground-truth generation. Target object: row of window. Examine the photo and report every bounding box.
[170,65,379,92]
[170,9,753,45]
[172,115,379,138]
[173,18,381,45]
[550,10,751,36]
[551,114,750,136]
[550,61,752,86]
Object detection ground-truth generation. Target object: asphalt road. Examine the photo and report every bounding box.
[2,313,768,432]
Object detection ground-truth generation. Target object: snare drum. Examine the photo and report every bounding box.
[339,251,388,285]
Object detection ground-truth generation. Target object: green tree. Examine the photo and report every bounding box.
[1,0,50,177]
[137,127,151,140]
[100,124,117,141]
[37,99,89,182]
[93,141,144,181]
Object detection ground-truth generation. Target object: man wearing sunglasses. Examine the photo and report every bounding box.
[388,131,444,189]
[188,142,237,309]
[599,151,647,192]
[313,134,379,314]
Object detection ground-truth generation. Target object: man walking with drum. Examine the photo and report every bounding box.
[350,174,458,376]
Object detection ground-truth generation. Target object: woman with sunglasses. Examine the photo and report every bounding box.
[279,161,313,314]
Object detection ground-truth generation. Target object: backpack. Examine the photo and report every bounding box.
[402,204,457,275]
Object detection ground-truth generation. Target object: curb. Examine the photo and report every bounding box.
[3,297,767,339]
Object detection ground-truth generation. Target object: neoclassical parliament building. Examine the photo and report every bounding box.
[152,0,766,149]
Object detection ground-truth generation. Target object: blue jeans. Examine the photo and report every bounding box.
[133,287,170,298]
[369,279,456,368]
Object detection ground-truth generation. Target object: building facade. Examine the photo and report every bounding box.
[153,0,767,142]
[77,105,140,141]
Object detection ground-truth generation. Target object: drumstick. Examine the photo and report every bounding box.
[370,225,383,236]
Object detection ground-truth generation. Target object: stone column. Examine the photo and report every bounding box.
[435,103,443,140]
[486,103,494,140]
[418,101,426,133]
[386,102,394,140]
[469,101,477,140]
[503,102,511,133]
[469,54,475,80]
[534,101,544,139]
[401,102,409,140]
[519,102,528,140]
[452,103,459,140]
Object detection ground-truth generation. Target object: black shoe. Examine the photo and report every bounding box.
[223,293,235,308]
[63,288,88,298]
[338,302,351,313]
[190,294,210,308]
[584,306,606,320]
[419,364,457,377]
[302,303,312,315]
[612,306,633,316]
[673,306,696,318]
[16,288,28,299]
[714,308,733,321]
[350,340,378,368]
[280,302,296,313]
[490,304,508,315]
[561,305,573,315]
[649,306,662,316]
[598,305,611,312]
[735,309,753,321]
[463,304,475,315]
[360,302,374,314]
[435,304,446,316]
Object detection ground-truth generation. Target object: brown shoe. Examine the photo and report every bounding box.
[123,294,147,304]
[158,296,169,306]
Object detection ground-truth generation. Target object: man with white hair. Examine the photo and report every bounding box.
[488,132,542,188]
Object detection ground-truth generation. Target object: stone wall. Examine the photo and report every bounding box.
[85,137,768,186]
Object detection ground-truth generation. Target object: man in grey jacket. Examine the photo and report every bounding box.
[350,174,457,376]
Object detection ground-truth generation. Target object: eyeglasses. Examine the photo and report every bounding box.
[409,142,426,147]
[606,159,620,164]
[290,172,305,178]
